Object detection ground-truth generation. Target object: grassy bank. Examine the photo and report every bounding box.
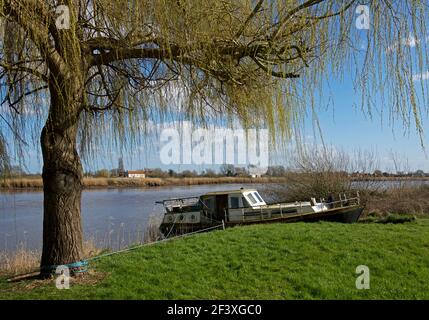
[1,220,428,299]
[0,176,288,190]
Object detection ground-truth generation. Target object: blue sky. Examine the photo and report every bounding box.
[301,77,429,173]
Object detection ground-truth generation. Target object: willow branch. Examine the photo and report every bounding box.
[0,62,48,82]
[235,0,265,38]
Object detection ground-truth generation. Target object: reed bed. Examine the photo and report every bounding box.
[0,246,40,276]
[0,177,44,189]
[0,176,287,190]
[365,185,429,217]
[0,239,101,277]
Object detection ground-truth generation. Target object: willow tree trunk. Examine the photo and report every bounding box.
[40,76,84,274]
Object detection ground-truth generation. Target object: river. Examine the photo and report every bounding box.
[0,184,270,252]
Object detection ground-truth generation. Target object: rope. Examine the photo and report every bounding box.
[40,260,89,275]
[164,214,180,239]
[202,214,222,223]
[86,223,224,262]
[7,223,224,281]
[8,259,89,281]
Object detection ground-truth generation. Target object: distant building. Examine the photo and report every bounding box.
[126,170,146,178]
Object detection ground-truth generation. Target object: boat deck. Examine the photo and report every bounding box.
[225,205,364,226]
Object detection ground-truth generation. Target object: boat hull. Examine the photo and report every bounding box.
[160,205,364,236]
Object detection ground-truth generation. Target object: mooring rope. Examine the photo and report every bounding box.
[7,223,225,282]
[164,214,180,239]
[40,260,89,275]
[86,223,225,262]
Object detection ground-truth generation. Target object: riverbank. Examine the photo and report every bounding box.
[0,176,288,190]
[1,220,428,299]
[2,175,429,191]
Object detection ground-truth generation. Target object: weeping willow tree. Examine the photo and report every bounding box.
[0,0,428,273]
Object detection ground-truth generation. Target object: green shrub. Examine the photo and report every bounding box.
[382,213,416,224]
[359,216,379,224]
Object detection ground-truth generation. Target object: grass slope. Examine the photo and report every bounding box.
[1,220,429,299]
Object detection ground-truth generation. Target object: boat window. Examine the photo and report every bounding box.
[242,197,249,207]
[253,192,264,203]
[247,193,257,205]
[203,197,215,210]
[230,197,240,209]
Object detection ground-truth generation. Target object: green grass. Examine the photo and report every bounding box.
[1,220,429,299]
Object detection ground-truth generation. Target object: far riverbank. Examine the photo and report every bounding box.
[1,175,429,190]
[0,176,289,190]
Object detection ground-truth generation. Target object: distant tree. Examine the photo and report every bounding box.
[168,169,176,177]
[235,167,249,177]
[202,169,217,177]
[267,165,287,177]
[6,165,26,177]
[109,168,119,177]
[95,169,109,178]
[415,170,425,177]
[373,170,382,177]
[180,169,197,177]
[146,168,169,178]
[220,164,236,177]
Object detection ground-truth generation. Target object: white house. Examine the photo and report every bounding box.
[126,170,146,178]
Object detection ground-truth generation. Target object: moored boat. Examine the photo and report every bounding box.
[157,188,364,236]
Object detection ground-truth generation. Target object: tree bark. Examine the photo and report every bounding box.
[40,76,84,274]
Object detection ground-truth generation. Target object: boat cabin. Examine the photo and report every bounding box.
[200,189,267,221]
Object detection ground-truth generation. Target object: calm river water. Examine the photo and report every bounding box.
[0,184,270,252]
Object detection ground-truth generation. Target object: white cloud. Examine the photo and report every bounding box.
[412,70,429,82]
[386,35,422,52]
[402,35,418,47]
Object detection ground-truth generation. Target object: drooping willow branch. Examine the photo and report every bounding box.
[0,0,427,156]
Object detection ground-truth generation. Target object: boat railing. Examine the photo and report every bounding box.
[156,196,211,213]
[155,196,200,206]
[321,192,361,211]
[227,192,361,222]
